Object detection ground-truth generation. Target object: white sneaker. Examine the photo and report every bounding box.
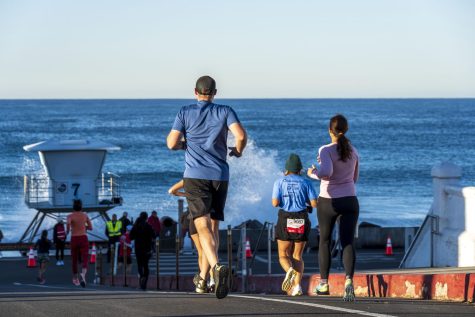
[61,261,65,266]
[56,261,61,266]
[281,267,297,292]
[291,284,303,296]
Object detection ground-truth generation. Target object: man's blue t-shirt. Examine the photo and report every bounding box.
[172,100,240,181]
[272,174,318,212]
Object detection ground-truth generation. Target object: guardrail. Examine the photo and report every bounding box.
[23,172,122,207]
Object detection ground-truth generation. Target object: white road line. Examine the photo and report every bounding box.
[11,282,98,291]
[230,294,397,317]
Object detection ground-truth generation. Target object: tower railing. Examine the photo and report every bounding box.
[23,172,122,208]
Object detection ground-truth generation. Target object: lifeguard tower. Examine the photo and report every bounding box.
[21,139,123,243]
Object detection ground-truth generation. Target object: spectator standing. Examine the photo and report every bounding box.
[130,212,155,290]
[105,214,122,262]
[118,225,133,274]
[0,228,3,258]
[119,212,132,234]
[53,218,67,266]
[147,210,161,251]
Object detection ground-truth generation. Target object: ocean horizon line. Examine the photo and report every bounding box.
[1,97,475,101]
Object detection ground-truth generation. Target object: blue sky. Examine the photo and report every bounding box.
[0,0,474,98]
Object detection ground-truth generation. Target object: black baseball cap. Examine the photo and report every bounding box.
[195,75,216,95]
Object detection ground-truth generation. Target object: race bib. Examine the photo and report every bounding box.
[286,218,305,234]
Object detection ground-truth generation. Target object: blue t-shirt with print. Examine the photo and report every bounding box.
[272,174,318,212]
[172,101,240,181]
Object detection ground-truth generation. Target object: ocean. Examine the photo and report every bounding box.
[0,99,474,241]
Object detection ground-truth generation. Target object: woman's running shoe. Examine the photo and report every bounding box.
[79,273,86,288]
[193,273,200,286]
[281,268,297,292]
[195,276,208,294]
[314,282,330,295]
[343,278,355,302]
[213,263,230,299]
[72,277,80,286]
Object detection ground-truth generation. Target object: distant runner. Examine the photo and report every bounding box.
[167,75,247,299]
[67,199,93,287]
[308,114,360,301]
[272,153,317,296]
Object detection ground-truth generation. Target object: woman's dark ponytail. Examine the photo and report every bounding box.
[329,114,352,162]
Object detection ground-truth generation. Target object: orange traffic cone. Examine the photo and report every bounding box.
[385,236,393,256]
[245,238,252,258]
[27,247,37,268]
[89,242,96,264]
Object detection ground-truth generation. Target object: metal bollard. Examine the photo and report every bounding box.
[156,238,160,290]
[95,246,103,284]
[110,244,115,287]
[175,235,180,290]
[267,224,272,275]
[123,241,128,287]
[241,225,247,293]
[227,225,232,287]
[113,242,119,276]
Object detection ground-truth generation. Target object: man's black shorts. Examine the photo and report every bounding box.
[183,178,228,222]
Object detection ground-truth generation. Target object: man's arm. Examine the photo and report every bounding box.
[228,123,247,157]
[166,130,186,150]
[86,216,93,231]
[66,216,71,236]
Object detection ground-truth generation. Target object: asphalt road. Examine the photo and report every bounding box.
[0,285,473,317]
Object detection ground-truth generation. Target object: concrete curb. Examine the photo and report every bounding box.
[106,271,475,303]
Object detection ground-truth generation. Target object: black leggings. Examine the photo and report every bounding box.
[55,241,65,261]
[136,251,151,279]
[317,196,359,279]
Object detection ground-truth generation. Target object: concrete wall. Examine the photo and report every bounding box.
[402,162,475,268]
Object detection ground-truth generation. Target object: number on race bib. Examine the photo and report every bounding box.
[286,218,305,234]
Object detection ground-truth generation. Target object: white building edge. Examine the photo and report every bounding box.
[400,162,475,268]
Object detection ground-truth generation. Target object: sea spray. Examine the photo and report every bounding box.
[224,138,282,227]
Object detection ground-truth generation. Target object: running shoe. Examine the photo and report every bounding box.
[195,276,208,294]
[281,267,297,292]
[79,273,86,288]
[56,261,61,266]
[208,281,216,293]
[290,284,303,296]
[193,273,200,287]
[139,277,147,290]
[39,278,46,285]
[213,263,230,299]
[314,282,330,295]
[343,278,355,302]
[72,277,80,286]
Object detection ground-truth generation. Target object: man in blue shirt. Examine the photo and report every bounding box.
[167,75,247,299]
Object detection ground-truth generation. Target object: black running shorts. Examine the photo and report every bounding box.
[183,178,228,222]
[275,209,311,242]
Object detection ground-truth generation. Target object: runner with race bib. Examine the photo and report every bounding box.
[272,153,317,296]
